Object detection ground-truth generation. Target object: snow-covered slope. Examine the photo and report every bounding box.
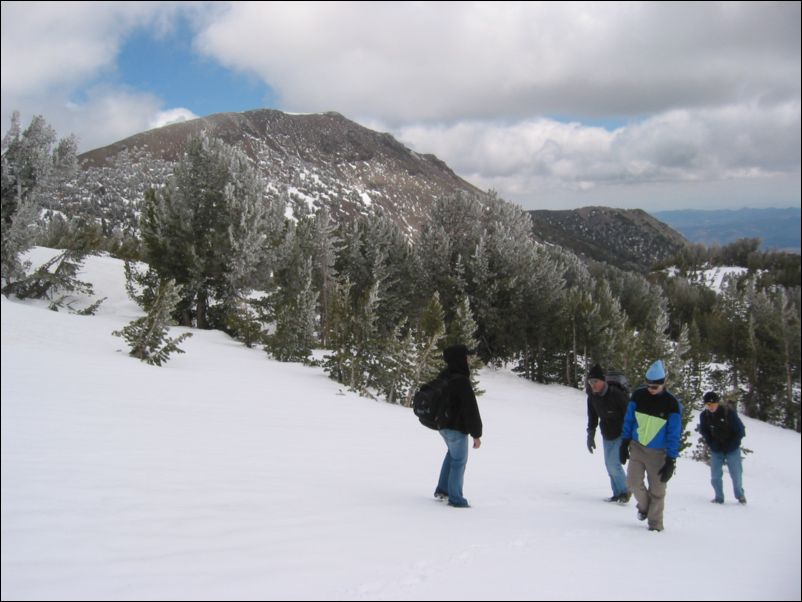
[2,250,800,600]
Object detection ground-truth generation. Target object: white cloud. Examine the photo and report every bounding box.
[194,2,800,123]
[1,1,799,210]
[1,2,175,98]
[393,100,801,210]
[189,2,800,209]
[56,86,166,151]
[1,2,184,151]
[148,108,199,130]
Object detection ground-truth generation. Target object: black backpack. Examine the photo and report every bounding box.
[605,369,631,397]
[412,375,451,430]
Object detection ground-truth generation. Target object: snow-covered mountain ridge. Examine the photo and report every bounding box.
[77,109,484,235]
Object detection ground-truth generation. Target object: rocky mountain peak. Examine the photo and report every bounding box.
[78,109,484,233]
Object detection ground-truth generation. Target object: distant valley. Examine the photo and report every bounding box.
[652,207,801,253]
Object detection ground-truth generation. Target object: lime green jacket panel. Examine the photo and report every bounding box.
[634,411,666,447]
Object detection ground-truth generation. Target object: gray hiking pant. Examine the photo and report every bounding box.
[627,441,668,531]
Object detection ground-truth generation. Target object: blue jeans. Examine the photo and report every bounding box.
[711,448,745,502]
[603,436,629,497]
[435,429,470,507]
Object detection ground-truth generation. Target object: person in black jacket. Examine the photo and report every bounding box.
[698,391,747,504]
[433,344,483,508]
[586,364,631,503]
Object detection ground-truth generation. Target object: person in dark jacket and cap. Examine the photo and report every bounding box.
[698,391,747,504]
[586,363,631,503]
[433,344,483,508]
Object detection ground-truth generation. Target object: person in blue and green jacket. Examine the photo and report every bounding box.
[619,359,682,532]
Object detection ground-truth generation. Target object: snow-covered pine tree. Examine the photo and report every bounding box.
[113,278,192,366]
[309,208,339,347]
[222,296,268,349]
[61,147,173,258]
[416,193,484,318]
[665,322,695,453]
[1,112,77,286]
[558,251,598,387]
[0,195,37,289]
[224,151,270,294]
[771,287,801,430]
[446,294,483,394]
[140,133,271,329]
[466,235,497,355]
[266,257,318,362]
[374,319,417,405]
[590,279,630,372]
[406,291,447,405]
[3,249,101,313]
[745,284,798,425]
[321,276,355,385]
[323,268,397,399]
[630,298,674,384]
[516,245,565,382]
[360,212,419,333]
[353,277,383,397]
[122,260,161,313]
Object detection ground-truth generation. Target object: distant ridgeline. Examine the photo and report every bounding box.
[527,206,689,272]
[652,208,801,254]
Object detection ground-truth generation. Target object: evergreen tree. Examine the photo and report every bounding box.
[553,251,597,387]
[350,279,382,396]
[747,286,794,424]
[517,246,565,382]
[224,150,271,293]
[334,213,418,341]
[710,273,752,391]
[140,133,270,328]
[467,235,500,357]
[415,193,484,315]
[322,273,382,397]
[665,322,695,453]
[685,318,707,396]
[113,278,193,366]
[309,208,339,346]
[406,291,447,405]
[222,296,268,349]
[322,276,355,385]
[588,279,630,374]
[446,294,483,393]
[773,286,802,431]
[629,296,674,387]
[3,249,102,313]
[1,112,77,284]
[374,319,417,406]
[59,147,174,258]
[266,257,318,362]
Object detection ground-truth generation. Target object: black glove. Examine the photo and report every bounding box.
[658,457,676,483]
[619,439,630,465]
[586,431,596,454]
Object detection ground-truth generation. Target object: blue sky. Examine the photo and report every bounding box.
[110,17,273,119]
[1,1,800,212]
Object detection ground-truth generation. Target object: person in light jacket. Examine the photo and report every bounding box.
[620,360,682,532]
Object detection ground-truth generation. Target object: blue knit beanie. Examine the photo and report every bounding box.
[645,359,666,384]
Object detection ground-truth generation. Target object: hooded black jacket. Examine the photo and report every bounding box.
[438,360,482,439]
